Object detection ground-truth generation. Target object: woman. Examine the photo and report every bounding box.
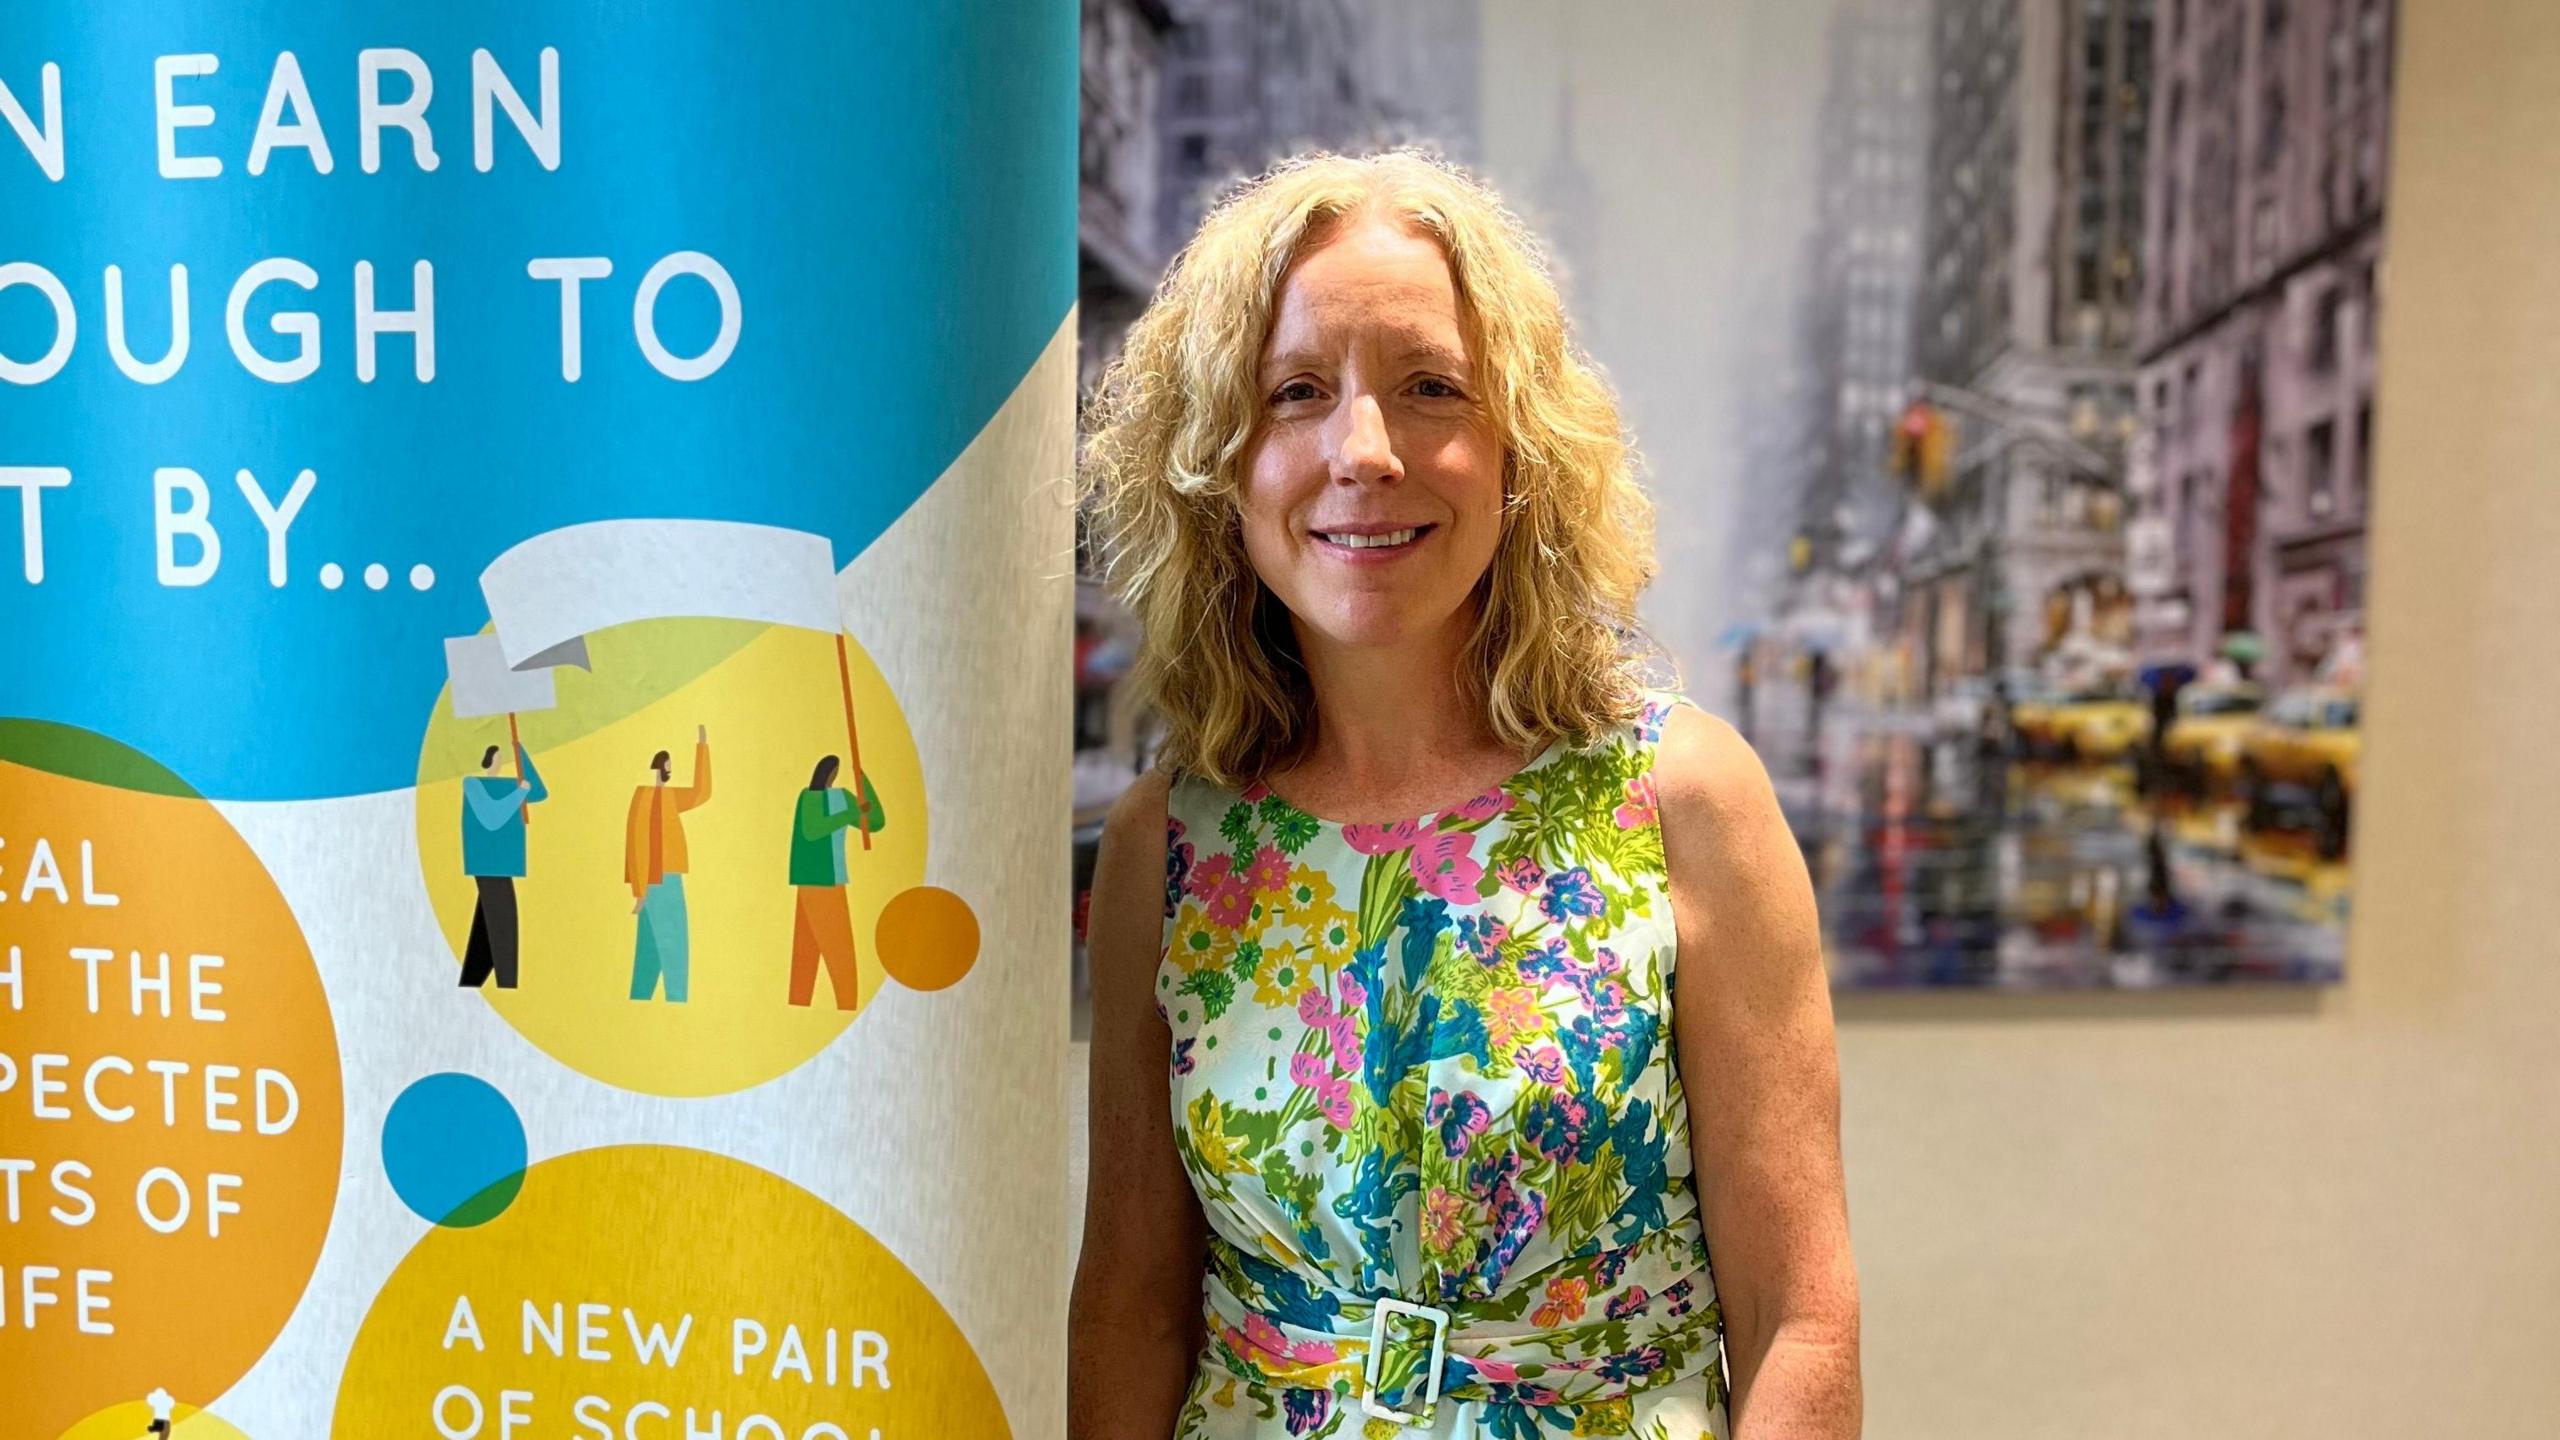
[787,753,885,1009]
[1071,151,1857,1440]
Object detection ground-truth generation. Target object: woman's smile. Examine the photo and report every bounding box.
[1309,521,1438,563]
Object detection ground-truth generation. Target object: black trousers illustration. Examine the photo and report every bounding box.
[460,875,520,989]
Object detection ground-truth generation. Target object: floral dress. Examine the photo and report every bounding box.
[1158,692,1727,1440]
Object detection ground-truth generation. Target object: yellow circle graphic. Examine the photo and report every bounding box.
[0,747,342,1439]
[334,1145,1010,1438]
[414,621,927,1097]
[58,1399,251,1440]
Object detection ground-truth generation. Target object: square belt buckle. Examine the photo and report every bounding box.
[1360,1298,1451,1426]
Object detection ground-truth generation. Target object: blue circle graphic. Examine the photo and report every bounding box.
[382,1073,528,1227]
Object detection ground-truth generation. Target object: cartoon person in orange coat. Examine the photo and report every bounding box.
[626,725,712,1002]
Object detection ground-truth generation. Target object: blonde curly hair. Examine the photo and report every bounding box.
[1078,149,1660,789]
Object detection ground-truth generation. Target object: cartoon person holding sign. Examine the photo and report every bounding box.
[459,739,546,989]
[787,753,885,1008]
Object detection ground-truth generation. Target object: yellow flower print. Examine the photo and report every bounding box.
[1187,1095,1256,1177]
[1167,898,1238,977]
[1309,903,1359,963]
[1252,945,1317,1009]
[1571,1397,1634,1435]
[1282,864,1340,919]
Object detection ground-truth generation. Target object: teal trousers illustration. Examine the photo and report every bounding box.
[630,875,691,1003]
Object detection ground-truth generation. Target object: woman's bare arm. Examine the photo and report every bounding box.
[1656,707,1861,1438]
[1069,769,1209,1438]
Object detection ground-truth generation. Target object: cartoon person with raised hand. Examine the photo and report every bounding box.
[626,725,713,1003]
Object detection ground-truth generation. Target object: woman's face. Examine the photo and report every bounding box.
[1238,214,1505,658]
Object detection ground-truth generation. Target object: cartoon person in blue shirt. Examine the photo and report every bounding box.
[460,740,547,989]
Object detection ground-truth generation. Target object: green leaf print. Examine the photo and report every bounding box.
[1226,1102,1289,1154]
[1259,1149,1323,1220]
[1219,801,1257,850]
[1355,850,1418,947]
[1427,936,1495,1006]
[1618,821,1667,878]
[1178,967,1235,1021]
[1470,1282,1538,1324]
[1548,1143,1626,1243]
[1272,807,1320,854]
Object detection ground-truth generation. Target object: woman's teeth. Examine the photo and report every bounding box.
[1319,528,1419,549]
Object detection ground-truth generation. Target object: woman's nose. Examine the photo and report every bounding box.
[1324,392,1401,485]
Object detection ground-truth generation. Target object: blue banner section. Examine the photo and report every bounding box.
[0,1,1074,798]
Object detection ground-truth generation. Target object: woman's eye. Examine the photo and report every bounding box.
[1415,378,1465,399]
[1270,380,1321,404]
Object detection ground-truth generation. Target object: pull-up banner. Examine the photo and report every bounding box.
[0,6,1074,1438]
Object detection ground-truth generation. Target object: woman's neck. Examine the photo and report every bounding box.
[1279,608,1524,818]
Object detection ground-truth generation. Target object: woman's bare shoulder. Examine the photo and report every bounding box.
[1098,766,1174,859]
[1089,767,1176,965]
[1650,700,1774,822]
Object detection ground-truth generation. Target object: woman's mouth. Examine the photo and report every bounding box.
[1312,524,1434,558]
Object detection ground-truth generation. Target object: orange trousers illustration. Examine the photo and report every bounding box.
[790,884,860,1008]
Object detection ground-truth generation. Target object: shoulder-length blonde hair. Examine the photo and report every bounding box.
[1078,148,1658,789]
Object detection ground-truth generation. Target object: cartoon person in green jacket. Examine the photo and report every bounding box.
[787,754,886,1008]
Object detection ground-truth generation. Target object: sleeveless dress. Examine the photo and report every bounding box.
[1157,691,1729,1440]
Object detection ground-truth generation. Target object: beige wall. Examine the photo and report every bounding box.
[1833,1,2560,1432]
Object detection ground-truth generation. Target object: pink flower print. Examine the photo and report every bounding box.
[1242,1312,1294,1360]
[1447,786,1516,822]
[1520,1045,1567,1085]
[1246,844,1291,895]
[1473,1358,1522,1384]
[1186,852,1233,900]
[1337,972,1368,1009]
[1614,770,1659,829]
[1408,826,1484,902]
[1329,1023,1363,1075]
[1289,1050,1354,1128]
[1241,780,1272,803]
[1530,1275,1590,1329]
[1486,986,1544,1048]
[1605,1286,1653,1321]
[1343,817,1425,855]
[1204,876,1252,929]
[1496,856,1543,893]
[1421,1186,1468,1253]
[1290,1336,1339,1365]
[1315,1078,1353,1128]
[1298,992,1363,1072]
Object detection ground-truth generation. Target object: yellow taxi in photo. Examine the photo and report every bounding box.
[2159,681,2265,794]
[2041,680,2151,763]
[2239,686,2361,858]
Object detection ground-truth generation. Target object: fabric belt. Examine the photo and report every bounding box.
[1200,1240,1724,1424]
